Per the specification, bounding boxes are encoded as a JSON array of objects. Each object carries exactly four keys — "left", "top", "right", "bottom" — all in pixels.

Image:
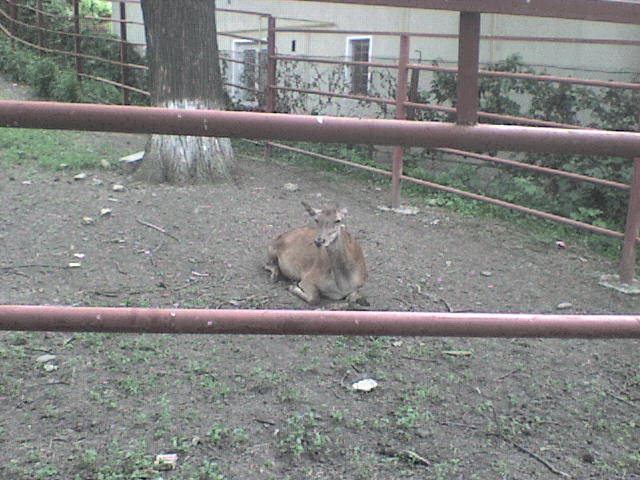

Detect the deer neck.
[{"left": 325, "top": 231, "right": 356, "bottom": 287}]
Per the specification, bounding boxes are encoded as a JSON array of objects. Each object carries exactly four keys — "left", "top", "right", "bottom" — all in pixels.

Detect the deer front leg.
[
  {"left": 264, "top": 260, "right": 281, "bottom": 282},
  {"left": 289, "top": 280, "right": 320, "bottom": 305},
  {"left": 346, "top": 290, "right": 370, "bottom": 307}
]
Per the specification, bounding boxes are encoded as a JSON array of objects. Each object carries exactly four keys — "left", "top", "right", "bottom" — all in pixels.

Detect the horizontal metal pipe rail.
[
  {"left": 276, "top": 54, "right": 398, "bottom": 70},
  {"left": 276, "top": 53, "right": 640, "bottom": 91},
  {"left": 0, "top": 19, "right": 148, "bottom": 71},
  {"left": 295, "top": 0, "right": 640, "bottom": 25},
  {"left": 275, "top": 85, "right": 395, "bottom": 106},
  {"left": 2, "top": 100, "right": 639, "bottom": 157},
  {"left": 1, "top": 305, "right": 639, "bottom": 338},
  {"left": 436, "top": 148, "right": 630, "bottom": 191},
  {"left": 276, "top": 28, "right": 640, "bottom": 47},
  {"left": 271, "top": 56, "right": 608, "bottom": 129},
  {"left": 408, "top": 63, "right": 640, "bottom": 91}
]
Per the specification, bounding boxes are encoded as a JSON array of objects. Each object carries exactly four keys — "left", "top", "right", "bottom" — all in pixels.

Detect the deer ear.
[{"left": 301, "top": 201, "right": 320, "bottom": 218}]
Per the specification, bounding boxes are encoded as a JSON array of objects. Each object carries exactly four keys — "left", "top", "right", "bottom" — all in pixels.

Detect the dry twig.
[
  {"left": 136, "top": 218, "right": 180, "bottom": 242},
  {"left": 511, "top": 440, "right": 571, "bottom": 478}
]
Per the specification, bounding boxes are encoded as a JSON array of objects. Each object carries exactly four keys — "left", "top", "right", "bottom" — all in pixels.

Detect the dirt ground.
[{"left": 1, "top": 79, "right": 639, "bottom": 479}]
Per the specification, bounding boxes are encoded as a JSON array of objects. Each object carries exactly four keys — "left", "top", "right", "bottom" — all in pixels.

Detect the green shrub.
[
  {"left": 51, "top": 71, "right": 83, "bottom": 102},
  {"left": 27, "top": 57, "right": 59, "bottom": 98}
]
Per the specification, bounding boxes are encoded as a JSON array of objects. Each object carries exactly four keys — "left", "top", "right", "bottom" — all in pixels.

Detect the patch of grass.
[
  {"left": 278, "top": 410, "right": 332, "bottom": 458},
  {"left": 0, "top": 127, "right": 131, "bottom": 170}
]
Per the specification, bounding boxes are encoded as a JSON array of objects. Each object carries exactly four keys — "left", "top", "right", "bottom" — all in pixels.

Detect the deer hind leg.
[{"left": 288, "top": 280, "right": 320, "bottom": 305}]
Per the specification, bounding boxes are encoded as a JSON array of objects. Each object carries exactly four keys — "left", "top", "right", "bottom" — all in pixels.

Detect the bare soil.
[{"left": 1, "top": 79, "right": 639, "bottom": 479}]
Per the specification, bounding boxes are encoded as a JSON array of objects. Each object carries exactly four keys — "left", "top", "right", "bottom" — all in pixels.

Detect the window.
[
  {"left": 346, "top": 37, "right": 371, "bottom": 95},
  {"left": 232, "top": 40, "right": 266, "bottom": 104}
]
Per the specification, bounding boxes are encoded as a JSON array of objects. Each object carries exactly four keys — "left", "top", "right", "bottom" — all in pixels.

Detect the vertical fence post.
[
  {"left": 391, "top": 34, "right": 410, "bottom": 208},
  {"left": 264, "top": 15, "right": 277, "bottom": 158},
  {"left": 618, "top": 157, "right": 640, "bottom": 285},
  {"left": 407, "top": 67, "right": 420, "bottom": 121},
  {"left": 119, "top": 1, "right": 129, "bottom": 105},
  {"left": 72, "top": 0, "right": 83, "bottom": 81},
  {"left": 8, "top": 0, "right": 17, "bottom": 48},
  {"left": 457, "top": 11, "right": 481, "bottom": 125},
  {"left": 36, "top": 0, "right": 44, "bottom": 56}
]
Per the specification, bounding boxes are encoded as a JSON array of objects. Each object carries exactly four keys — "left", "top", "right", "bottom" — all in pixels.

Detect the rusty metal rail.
[
  {"left": 2, "top": 100, "right": 640, "bottom": 157},
  {"left": 1, "top": 305, "right": 639, "bottom": 338}
]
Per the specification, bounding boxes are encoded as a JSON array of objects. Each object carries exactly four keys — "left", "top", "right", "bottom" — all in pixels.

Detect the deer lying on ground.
[{"left": 265, "top": 201, "right": 368, "bottom": 306}]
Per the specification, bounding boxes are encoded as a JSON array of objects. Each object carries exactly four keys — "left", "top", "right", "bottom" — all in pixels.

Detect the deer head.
[{"left": 301, "top": 201, "right": 348, "bottom": 248}]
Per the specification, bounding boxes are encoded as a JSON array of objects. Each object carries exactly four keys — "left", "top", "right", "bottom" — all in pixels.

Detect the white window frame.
[{"left": 231, "top": 39, "right": 262, "bottom": 101}]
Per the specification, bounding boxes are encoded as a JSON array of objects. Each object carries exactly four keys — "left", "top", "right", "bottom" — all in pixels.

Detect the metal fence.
[{"left": 0, "top": 0, "right": 640, "bottom": 336}]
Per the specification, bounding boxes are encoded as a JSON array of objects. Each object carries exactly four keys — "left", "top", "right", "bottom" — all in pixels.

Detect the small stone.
[
  {"left": 283, "top": 183, "right": 299, "bottom": 192},
  {"left": 112, "top": 184, "right": 125, "bottom": 192},
  {"left": 557, "top": 302, "right": 573, "bottom": 310},
  {"left": 73, "top": 172, "right": 87, "bottom": 180},
  {"left": 481, "top": 271, "right": 492, "bottom": 277},
  {"left": 36, "top": 354, "right": 56, "bottom": 363},
  {"left": 100, "top": 208, "right": 112, "bottom": 217},
  {"left": 68, "top": 262, "right": 82, "bottom": 268},
  {"left": 81, "top": 216, "right": 95, "bottom": 225},
  {"left": 100, "top": 159, "right": 111, "bottom": 169}
]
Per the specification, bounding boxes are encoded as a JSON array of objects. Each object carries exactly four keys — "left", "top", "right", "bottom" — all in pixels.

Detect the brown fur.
[{"left": 265, "top": 202, "right": 367, "bottom": 305}]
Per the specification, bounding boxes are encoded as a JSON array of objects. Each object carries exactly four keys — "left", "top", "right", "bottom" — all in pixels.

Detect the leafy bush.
[
  {"left": 51, "top": 71, "right": 83, "bottom": 102},
  {"left": 2, "top": 0, "right": 148, "bottom": 105},
  {"left": 26, "top": 57, "right": 59, "bottom": 98}
]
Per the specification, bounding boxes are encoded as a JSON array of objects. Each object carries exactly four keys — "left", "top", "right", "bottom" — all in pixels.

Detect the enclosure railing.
[
  {"left": 259, "top": 17, "right": 640, "bottom": 287},
  {"left": 0, "top": 0, "right": 639, "bottom": 289},
  {"left": 1, "top": 305, "right": 639, "bottom": 338}
]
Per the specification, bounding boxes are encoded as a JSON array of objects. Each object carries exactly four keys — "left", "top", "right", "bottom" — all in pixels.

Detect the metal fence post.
[
  {"left": 457, "top": 11, "right": 481, "bottom": 125},
  {"left": 618, "top": 157, "right": 640, "bottom": 284},
  {"left": 72, "top": 0, "right": 83, "bottom": 82},
  {"left": 8, "top": 0, "right": 17, "bottom": 48},
  {"left": 264, "top": 15, "right": 277, "bottom": 158},
  {"left": 391, "top": 34, "right": 410, "bottom": 208},
  {"left": 119, "top": 1, "right": 129, "bottom": 105},
  {"left": 36, "top": 0, "right": 44, "bottom": 56}
]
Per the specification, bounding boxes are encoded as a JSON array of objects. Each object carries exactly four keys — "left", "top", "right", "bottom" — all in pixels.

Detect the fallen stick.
[
  {"left": 136, "top": 218, "right": 180, "bottom": 242},
  {"left": 511, "top": 440, "right": 571, "bottom": 478},
  {"left": 401, "top": 449, "right": 431, "bottom": 466}
]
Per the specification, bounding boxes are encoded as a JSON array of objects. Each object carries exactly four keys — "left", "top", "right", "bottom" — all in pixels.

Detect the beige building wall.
[{"left": 112, "top": 0, "right": 639, "bottom": 110}]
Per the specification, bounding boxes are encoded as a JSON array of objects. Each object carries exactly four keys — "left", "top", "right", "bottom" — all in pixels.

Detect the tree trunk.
[{"left": 137, "top": 0, "right": 235, "bottom": 184}]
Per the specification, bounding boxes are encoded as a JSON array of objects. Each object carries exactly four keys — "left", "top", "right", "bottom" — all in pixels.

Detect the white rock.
[
  {"left": 352, "top": 378, "right": 378, "bottom": 392},
  {"left": 377, "top": 205, "right": 419, "bottom": 215},
  {"left": 36, "top": 354, "right": 56, "bottom": 363}
]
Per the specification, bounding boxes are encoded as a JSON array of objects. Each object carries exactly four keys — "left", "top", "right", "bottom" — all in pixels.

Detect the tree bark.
[{"left": 137, "top": 0, "right": 235, "bottom": 184}]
